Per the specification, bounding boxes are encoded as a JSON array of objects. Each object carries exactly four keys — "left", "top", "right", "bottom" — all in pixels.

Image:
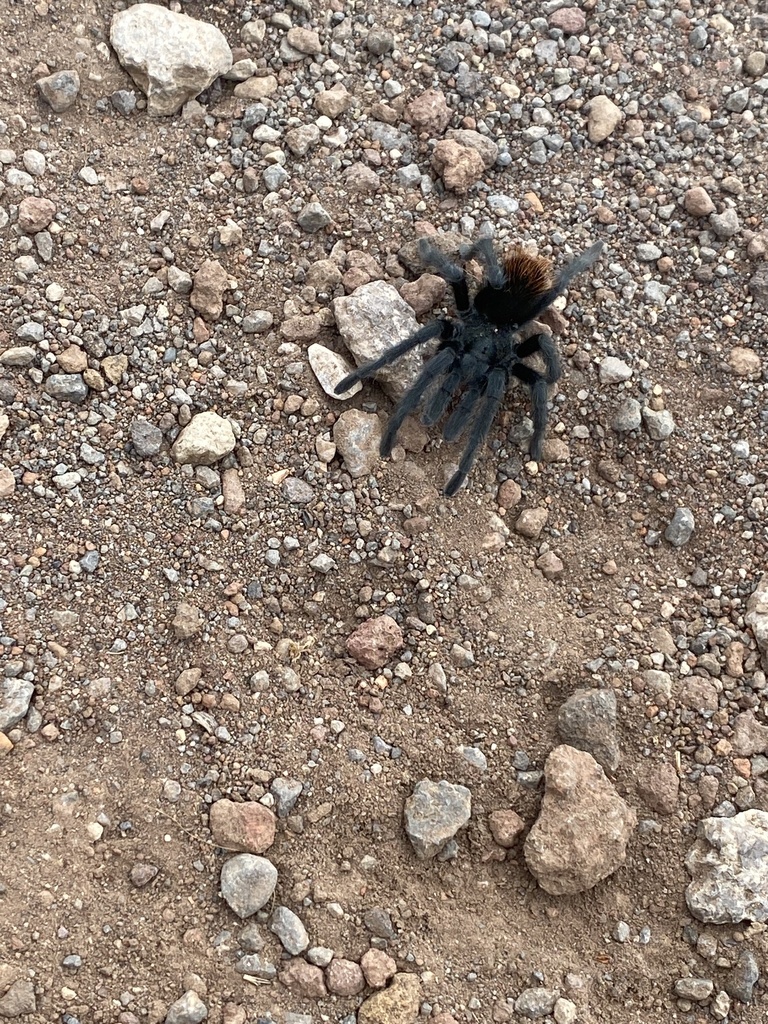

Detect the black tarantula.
[{"left": 335, "top": 235, "right": 604, "bottom": 497}]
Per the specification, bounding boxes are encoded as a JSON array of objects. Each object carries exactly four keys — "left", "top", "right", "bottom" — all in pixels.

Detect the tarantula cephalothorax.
[{"left": 335, "top": 235, "right": 604, "bottom": 497}]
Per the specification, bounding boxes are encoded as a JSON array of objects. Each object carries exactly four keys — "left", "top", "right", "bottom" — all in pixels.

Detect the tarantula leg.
[
  {"left": 380, "top": 347, "right": 456, "bottom": 458},
  {"left": 515, "top": 332, "right": 560, "bottom": 384},
  {"left": 513, "top": 364, "right": 551, "bottom": 462},
  {"left": 444, "top": 368, "right": 507, "bottom": 497},
  {"left": 521, "top": 240, "right": 605, "bottom": 327},
  {"left": 418, "top": 238, "right": 470, "bottom": 312},
  {"left": 422, "top": 365, "right": 463, "bottom": 426},
  {"left": 459, "top": 235, "right": 505, "bottom": 289},
  {"left": 334, "top": 320, "right": 449, "bottom": 395},
  {"left": 442, "top": 383, "right": 483, "bottom": 443}
]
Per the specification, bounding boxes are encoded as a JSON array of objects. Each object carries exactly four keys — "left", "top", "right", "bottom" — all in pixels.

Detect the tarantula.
[{"left": 335, "top": 235, "right": 604, "bottom": 497}]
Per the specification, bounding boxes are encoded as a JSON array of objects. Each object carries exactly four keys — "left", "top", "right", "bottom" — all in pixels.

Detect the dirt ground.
[{"left": 1, "top": 1, "right": 768, "bottom": 1023}]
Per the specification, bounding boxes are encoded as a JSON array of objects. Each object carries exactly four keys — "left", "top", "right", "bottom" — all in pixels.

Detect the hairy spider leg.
[
  {"left": 444, "top": 367, "right": 508, "bottom": 497},
  {"left": 442, "top": 382, "right": 484, "bottom": 443},
  {"left": 521, "top": 241, "right": 604, "bottom": 327},
  {"left": 418, "top": 238, "right": 470, "bottom": 313},
  {"left": 515, "top": 332, "right": 561, "bottom": 384},
  {"left": 334, "top": 320, "right": 449, "bottom": 395},
  {"left": 459, "top": 235, "right": 506, "bottom": 288},
  {"left": 379, "top": 346, "right": 456, "bottom": 458},
  {"left": 512, "top": 364, "right": 551, "bottom": 462},
  {"left": 422, "top": 364, "right": 465, "bottom": 426}
]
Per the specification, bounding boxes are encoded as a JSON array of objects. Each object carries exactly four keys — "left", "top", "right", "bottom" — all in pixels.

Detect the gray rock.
[
  {"left": 17, "top": 322, "right": 44, "bottom": 343},
  {"left": 689, "top": 25, "right": 708, "bottom": 49},
  {"left": 726, "top": 949, "right": 759, "bottom": 1003},
  {"left": 234, "top": 953, "right": 276, "bottom": 980},
  {"left": 333, "top": 280, "right": 424, "bottom": 400},
  {"left": 270, "top": 905, "right": 309, "bottom": 954},
  {"left": 0, "top": 678, "right": 35, "bottom": 732},
  {"left": 45, "top": 374, "right": 88, "bottom": 403},
  {"left": 307, "top": 343, "right": 361, "bottom": 398},
  {"left": 220, "top": 854, "right": 278, "bottom": 919},
  {"left": 111, "top": 89, "right": 137, "bottom": 115},
  {"left": 557, "top": 688, "right": 620, "bottom": 771},
  {"left": 674, "top": 978, "right": 713, "bottom": 1001},
  {"left": 110, "top": 5, "right": 232, "bottom": 116},
  {"left": 0, "top": 346, "right": 36, "bottom": 367},
  {"left": 636, "top": 243, "right": 662, "bottom": 261},
  {"left": 612, "top": 397, "right": 642, "bottom": 432},
  {"left": 665, "top": 507, "right": 695, "bottom": 547},
  {"left": 130, "top": 419, "right": 163, "bottom": 457},
  {"left": 514, "top": 988, "right": 560, "bottom": 1018},
  {"left": 263, "top": 165, "right": 289, "bottom": 191},
  {"left": 685, "top": 810, "right": 768, "bottom": 923},
  {"left": 746, "top": 574, "right": 768, "bottom": 670},
  {"left": 710, "top": 208, "right": 740, "bottom": 238},
  {"left": 642, "top": 406, "right": 675, "bottom": 440},
  {"left": 366, "top": 28, "right": 395, "bottom": 55},
  {"left": 725, "top": 88, "right": 750, "bottom": 113},
  {"left": 36, "top": 70, "right": 80, "bottom": 112},
  {"left": 297, "top": 201, "right": 331, "bottom": 232},
  {"left": 404, "top": 779, "right": 472, "bottom": 860},
  {"left": 164, "top": 990, "right": 208, "bottom": 1024},
  {"left": 271, "top": 777, "right": 303, "bottom": 817},
  {"left": 749, "top": 265, "right": 768, "bottom": 309},
  {"left": 599, "top": 356, "right": 632, "bottom": 383},
  {"left": 0, "top": 979, "right": 36, "bottom": 1017},
  {"left": 242, "top": 310, "right": 274, "bottom": 333},
  {"left": 524, "top": 745, "right": 636, "bottom": 895},
  {"left": 172, "top": 411, "right": 236, "bottom": 465},
  {"left": 333, "top": 409, "right": 382, "bottom": 479},
  {"left": 280, "top": 477, "right": 314, "bottom": 504}
]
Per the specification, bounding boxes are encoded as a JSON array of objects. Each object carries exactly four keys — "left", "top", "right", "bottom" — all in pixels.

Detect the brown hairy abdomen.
[{"left": 501, "top": 247, "right": 553, "bottom": 298}]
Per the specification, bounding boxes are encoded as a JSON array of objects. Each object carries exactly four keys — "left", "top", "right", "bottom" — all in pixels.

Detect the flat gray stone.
[
  {"left": 404, "top": 779, "right": 471, "bottom": 860},
  {"left": 270, "top": 905, "right": 309, "bottom": 954},
  {"left": 0, "top": 678, "right": 35, "bottom": 732},
  {"left": 220, "top": 854, "right": 278, "bottom": 919},
  {"left": 686, "top": 810, "right": 768, "bottom": 923}
]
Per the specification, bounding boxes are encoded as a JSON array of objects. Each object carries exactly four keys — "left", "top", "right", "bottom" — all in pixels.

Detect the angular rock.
[
  {"left": 686, "top": 810, "right": 768, "bottom": 923},
  {"left": 405, "top": 88, "right": 451, "bottom": 135},
  {"left": 728, "top": 346, "right": 761, "bottom": 378},
  {"left": 130, "top": 419, "right": 163, "bottom": 457},
  {"left": 642, "top": 406, "right": 675, "bottom": 440},
  {"left": 333, "top": 281, "right": 424, "bottom": 400},
  {"left": 445, "top": 128, "right": 499, "bottom": 168},
  {"left": 190, "top": 259, "right": 229, "bottom": 320},
  {"left": 748, "top": 265, "right": 768, "bottom": 310},
  {"left": 210, "top": 799, "right": 276, "bottom": 854},
  {"left": 404, "top": 779, "right": 471, "bottom": 860},
  {"left": 297, "top": 202, "right": 331, "bottom": 233},
  {"left": 515, "top": 988, "right": 560, "bottom": 1018},
  {"left": 612, "top": 397, "right": 642, "bottom": 432},
  {"left": 220, "top": 854, "right": 278, "bottom": 919},
  {"left": 599, "top": 356, "right": 632, "bottom": 383},
  {"left": 333, "top": 409, "right": 382, "bottom": 479},
  {"left": 110, "top": 5, "right": 232, "bottom": 116},
  {"left": 45, "top": 374, "right": 88, "bottom": 404},
  {"left": 400, "top": 273, "right": 446, "bottom": 316},
  {"left": 726, "top": 949, "right": 760, "bottom": 1003},
  {"left": 308, "top": 343, "right": 361, "bottom": 398},
  {"left": 346, "top": 615, "right": 404, "bottom": 669},
  {"left": 314, "top": 84, "right": 351, "bottom": 118},
  {"left": 165, "top": 990, "right": 208, "bottom": 1024},
  {"left": 524, "top": 745, "right": 636, "bottom": 895},
  {"left": 488, "top": 809, "right": 525, "bottom": 848},
  {"left": 557, "top": 688, "right": 620, "bottom": 771},
  {"left": 515, "top": 508, "right": 548, "bottom": 539},
  {"left": 0, "top": 679, "right": 34, "bottom": 733},
  {"left": 358, "top": 973, "right": 421, "bottom": 1024},
  {"left": 636, "top": 762, "right": 679, "bottom": 815},
  {"left": 172, "top": 602, "right": 204, "bottom": 639},
  {"left": 0, "top": 977, "right": 36, "bottom": 1018},
  {"left": 665, "top": 507, "right": 695, "bottom": 547},
  {"left": 36, "top": 70, "right": 80, "bottom": 112},
  {"left": 746, "top": 574, "right": 768, "bottom": 670},
  {"left": 279, "top": 959, "right": 327, "bottom": 999},
  {"left": 172, "top": 411, "right": 236, "bottom": 465},
  {"left": 587, "top": 95, "right": 622, "bottom": 143},
  {"left": 431, "top": 138, "right": 486, "bottom": 192}
]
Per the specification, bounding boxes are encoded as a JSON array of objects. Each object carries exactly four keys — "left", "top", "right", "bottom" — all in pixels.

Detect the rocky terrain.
[{"left": 1, "top": 1, "right": 767, "bottom": 1023}]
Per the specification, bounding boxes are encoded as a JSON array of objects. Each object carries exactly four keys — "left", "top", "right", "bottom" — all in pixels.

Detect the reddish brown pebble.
[
  {"left": 325, "top": 958, "right": 365, "bottom": 996},
  {"left": 361, "top": 949, "right": 397, "bottom": 989},
  {"left": 209, "top": 799, "right": 276, "bottom": 854},
  {"left": 279, "top": 959, "right": 327, "bottom": 999},
  {"left": 346, "top": 615, "right": 404, "bottom": 669},
  {"left": 489, "top": 809, "right": 526, "bottom": 848}
]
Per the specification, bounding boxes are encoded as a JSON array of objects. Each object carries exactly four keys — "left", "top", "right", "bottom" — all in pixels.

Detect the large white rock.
[
  {"left": 110, "top": 5, "right": 232, "bottom": 116},
  {"left": 172, "top": 411, "right": 236, "bottom": 466}
]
